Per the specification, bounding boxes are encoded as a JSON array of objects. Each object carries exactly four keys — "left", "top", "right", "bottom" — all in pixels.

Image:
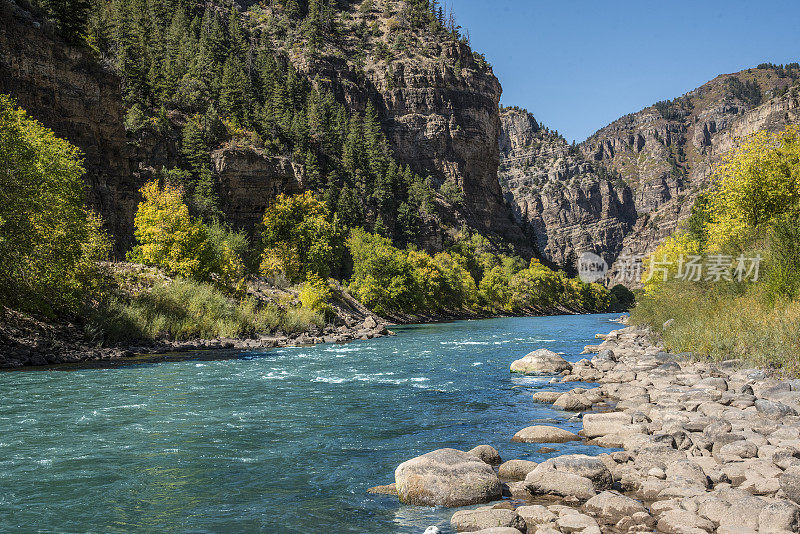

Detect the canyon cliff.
[
  {"left": 0, "top": 0, "right": 137, "bottom": 250},
  {"left": 1, "top": 0, "right": 530, "bottom": 255}
]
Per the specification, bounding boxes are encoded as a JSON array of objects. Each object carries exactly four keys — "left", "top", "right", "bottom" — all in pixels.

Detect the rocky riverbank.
[
  {"left": 0, "top": 307, "right": 393, "bottom": 369},
  {"left": 377, "top": 325, "right": 800, "bottom": 533}
]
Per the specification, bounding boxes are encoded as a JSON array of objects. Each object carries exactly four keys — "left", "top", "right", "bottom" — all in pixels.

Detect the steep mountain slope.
[
  {"left": 501, "top": 65, "right": 800, "bottom": 283},
  {"left": 1, "top": 0, "right": 530, "bottom": 256},
  {"left": 244, "top": 0, "right": 526, "bottom": 251}
]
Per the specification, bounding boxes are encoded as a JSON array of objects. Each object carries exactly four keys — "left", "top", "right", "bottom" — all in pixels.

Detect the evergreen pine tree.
[
  {"left": 304, "top": 149, "right": 322, "bottom": 190},
  {"left": 40, "top": 0, "right": 91, "bottom": 42},
  {"left": 219, "top": 57, "right": 248, "bottom": 123},
  {"left": 182, "top": 116, "right": 209, "bottom": 176}
]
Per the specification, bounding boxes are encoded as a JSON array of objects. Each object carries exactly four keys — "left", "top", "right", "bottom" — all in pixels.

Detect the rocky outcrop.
[
  {"left": 270, "top": 1, "right": 532, "bottom": 254},
  {"left": 0, "top": 0, "right": 136, "bottom": 251},
  {"left": 212, "top": 147, "right": 303, "bottom": 232},
  {"left": 582, "top": 69, "right": 800, "bottom": 283}
]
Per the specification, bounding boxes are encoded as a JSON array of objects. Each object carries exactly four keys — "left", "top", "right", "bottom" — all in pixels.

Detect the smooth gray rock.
[
  {"left": 755, "top": 398, "right": 797, "bottom": 418},
  {"left": 780, "top": 471, "right": 800, "bottom": 505},
  {"left": 534, "top": 454, "right": 613, "bottom": 489},
  {"left": 511, "top": 426, "right": 580, "bottom": 444},
  {"left": 394, "top": 448, "right": 502, "bottom": 507},
  {"left": 510, "top": 349, "right": 572, "bottom": 375},
  {"left": 582, "top": 490, "right": 647, "bottom": 523},
  {"left": 525, "top": 470, "right": 596, "bottom": 501},
  {"left": 498, "top": 459, "right": 538, "bottom": 481},
  {"left": 468, "top": 445, "right": 502, "bottom": 466},
  {"left": 450, "top": 507, "right": 525, "bottom": 533}
]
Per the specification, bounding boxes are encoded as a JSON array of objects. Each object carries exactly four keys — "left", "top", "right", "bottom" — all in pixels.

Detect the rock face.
[
  {"left": 0, "top": 0, "right": 135, "bottom": 251},
  {"left": 394, "top": 448, "right": 503, "bottom": 507},
  {"left": 254, "top": 1, "right": 532, "bottom": 253},
  {"left": 212, "top": 147, "right": 302, "bottom": 233},
  {"left": 498, "top": 107, "right": 637, "bottom": 269},
  {"left": 2, "top": 0, "right": 531, "bottom": 256},
  {"left": 369, "top": 42, "right": 529, "bottom": 251},
  {"left": 500, "top": 68, "right": 800, "bottom": 284},
  {"left": 581, "top": 71, "right": 800, "bottom": 284}
]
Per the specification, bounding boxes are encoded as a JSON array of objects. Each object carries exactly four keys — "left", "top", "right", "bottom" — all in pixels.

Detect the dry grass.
[{"left": 630, "top": 282, "right": 800, "bottom": 376}]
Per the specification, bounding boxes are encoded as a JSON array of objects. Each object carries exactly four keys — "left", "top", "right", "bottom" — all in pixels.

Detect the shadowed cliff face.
[
  {"left": 501, "top": 68, "right": 800, "bottom": 285},
  {"left": 0, "top": 0, "right": 136, "bottom": 252}
]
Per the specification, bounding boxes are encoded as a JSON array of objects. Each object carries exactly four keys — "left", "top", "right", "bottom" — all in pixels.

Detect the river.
[{"left": 0, "top": 313, "right": 621, "bottom": 533}]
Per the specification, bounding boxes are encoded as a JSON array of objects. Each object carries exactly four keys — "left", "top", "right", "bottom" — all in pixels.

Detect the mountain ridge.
[{"left": 500, "top": 63, "right": 800, "bottom": 284}]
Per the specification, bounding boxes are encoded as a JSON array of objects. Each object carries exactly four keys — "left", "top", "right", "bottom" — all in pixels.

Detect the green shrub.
[
  {"left": 0, "top": 94, "right": 110, "bottom": 316},
  {"left": 765, "top": 215, "right": 800, "bottom": 302},
  {"left": 609, "top": 284, "right": 635, "bottom": 311},
  {"left": 91, "top": 278, "right": 279, "bottom": 342},
  {"left": 630, "top": 282, "right": 800, "bottom": 375},
  {"left": 260, "top": 192, "right": 345, "bottom": 283},
  {"left": 347, "top": 228, "right": 421, "bottom": 315},
  {"left": 298, "top": 274, "right": 334, "bottom": 320}
]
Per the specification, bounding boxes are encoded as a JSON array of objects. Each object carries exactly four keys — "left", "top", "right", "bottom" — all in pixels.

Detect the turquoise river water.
[{"left": 0, "top": 313, "right": 621, "bottom": 533}]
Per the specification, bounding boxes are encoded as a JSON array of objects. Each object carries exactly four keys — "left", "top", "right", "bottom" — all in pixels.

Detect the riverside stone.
[
  {"left": 510, "top": 349, "right": 572, "bottom": 375},
  {"left": 450, "top": 507, "right": 525, "bottom": 532},
  {"left": 515, "top": 505, "right": 556, "bottom": 530},
  {"left": 468, "top": 445, "right": 502, "bottom": 466},
  {"left": 511, "top": 426, "right": 580, "bottom": 443},
  {"left": 582, "top": 491, "right": 647, "bottom": 523},
  {"left": 555, "top": 512, "right": 599, "bottom": 533},
  {"left": 469, "top": 529, "right": 524, "bottom": 534},
  {"left": 498, "top": 460, "right": 538, "bottom": 481},
  {"left": 394, "top": 448, "right": 502, "bottom": 507},
  {"left": 534, "top": 454, "right": 612, "bottom": 489},
  {"left": 582, "top": 412, "right": 633, "bottom": 438},
  {"left": 531, "top": 391, "right": 562, "bottom": 404},
  {"left": 525, "top": 471, "right": 596, "bottom": 501},
  {"left": 656, "top": 509, "right": 714, "bottom": 533},
  {"left": 779, "top": 470, "right": 800, "bottom": 504}
]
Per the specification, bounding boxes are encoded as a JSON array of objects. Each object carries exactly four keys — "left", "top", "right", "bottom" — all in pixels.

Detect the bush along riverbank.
[
  {"left": 374, "top": 325, "right": 800, "bottom": 533},
  {"left": 631, "top": 126, "right": 800, "bottom": 376},
  {"left": 0, "top": 262, "right": 392, "bottom": 369}
]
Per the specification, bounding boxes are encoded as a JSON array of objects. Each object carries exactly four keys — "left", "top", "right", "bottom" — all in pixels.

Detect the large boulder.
[
  {"left": 582, "top": 491, "right": 647, "bottom": 523},
  {"left": 450, "top": 507, "right": 526, "bottom": 532},
  {"left": 394, "top": 448, "right": 503, "bottom": 507},
  {"left": 510, "top": 349, "right": 572, "bottom": 375},
  {"left": 533, "top": 454, "right": 613, "bottom": 489},
  {"left": 525, "top": 470, "right": 596, "bottom": 501},
  {"left": 498, "top": 459, "right": 538, "bottom": 481},
  {"left": 511, "top": 426, "right": 580, "bottom": 444}
]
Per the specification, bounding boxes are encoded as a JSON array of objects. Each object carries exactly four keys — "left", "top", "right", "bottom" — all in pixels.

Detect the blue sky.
[{"left": 452, "top": 0, "right": 800, "bottom": 142}]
